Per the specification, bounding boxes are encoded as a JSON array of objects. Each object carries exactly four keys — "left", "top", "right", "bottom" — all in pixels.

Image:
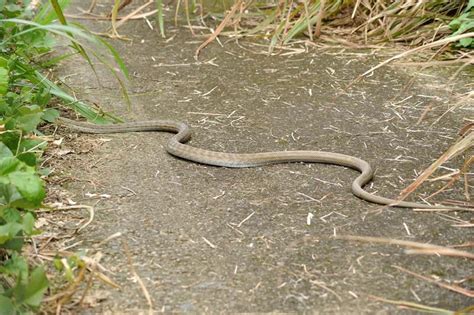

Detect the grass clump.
[{"left": 174, "top": 0, "right": 473, "bottom": 57}]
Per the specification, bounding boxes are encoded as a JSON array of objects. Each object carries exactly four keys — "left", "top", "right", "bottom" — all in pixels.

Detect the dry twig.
[
  {"left": 195, "top": 0, "right": 244, "bottom": 59},
  {"left": 123, "top": 241, "right": 154, "bottom": 314}
]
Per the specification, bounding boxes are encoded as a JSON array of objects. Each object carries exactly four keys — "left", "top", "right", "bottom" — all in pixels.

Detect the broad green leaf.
[
  {"left": 19, "top": 138, "right": 47, "bottom": 152},
  {"left": 37, "top": 167, "right": 52, "bottom": 177},
  {"left": 449, "top": 12, "right": 474, "bottom": 32},
  {"left": 22, "top": 212, "right": 35, "bottom": 235},
  {"left": 0, "top": 295, "right": 15, "bottom": 315},
  {"left": 460, "top": 37, "right": 473, "bottom": 47},
  {"left": 0, "top": 143, "right": 13, "bottom": 158},
  {"left": 22, "top": 267, "right": 48, "bottom": 308},
  {"left": 2, "top": 207, "right": 21, "bottom": 224},
  {"left": 0, "top": 222, "right": 22, "bottom": 244},
  {"left": 1, "top": 236, "right": 24, "bottom": 252},
  {"left": 0, "top": 157, "right": 20, "bottom": 175},
  {"left": 41, "top": 108, "right": 59, "bottom": 122},
  {"left": 0, "top": 132, "right": 21, "bottom": 155},
  {"left": 0, "top": 253, "right": 28, "bottom": 278},
  {"left": 7, "top": 171, "right": 45, "bottom": 205},
  {"left": 17, "top": 153, "right": 36, "bottom": 167},
  {"left": 468, "top": 0, "right": 474, "bottom": 11},
  {"left": 458, "top": 21, "right": 474, "bottom": 34},
  {"left": 14, "top": 112, "right": 43, "bottom": 133},
  {"left": 33, "top": 89, "right": 51, "bottom": 107},
  {"left": 0, "top": 183, "right": 17, "bottom": 207},
  {"left": 4, "top": 5, "right": 22, "bottom": 16}
]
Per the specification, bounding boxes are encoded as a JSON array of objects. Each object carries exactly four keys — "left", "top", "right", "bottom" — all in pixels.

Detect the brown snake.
[{"left": 59, "top": 117, "right": 470, "bottom": 211}]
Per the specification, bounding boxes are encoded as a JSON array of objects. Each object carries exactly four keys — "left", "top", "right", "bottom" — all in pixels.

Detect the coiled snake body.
[{"left": 59, "top": 117, "right": 469, "bottom": 210}]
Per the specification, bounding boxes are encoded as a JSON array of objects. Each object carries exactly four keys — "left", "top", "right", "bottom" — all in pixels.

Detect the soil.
[{"left": 44, "top": 1, "right": 473, "bottom": 313}]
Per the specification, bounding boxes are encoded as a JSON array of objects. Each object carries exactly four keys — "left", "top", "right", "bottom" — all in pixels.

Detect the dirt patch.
[{"left": 45, "top": 1, "right": 472, "bottom": 313}]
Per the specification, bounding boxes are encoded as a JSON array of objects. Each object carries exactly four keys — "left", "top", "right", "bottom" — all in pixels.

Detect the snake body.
[{"left": 59, "top": 117, "right": 469, "bottom": 210}]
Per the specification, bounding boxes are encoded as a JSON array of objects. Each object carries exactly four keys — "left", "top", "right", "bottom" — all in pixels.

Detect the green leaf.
[
  {"left": 15, "top": 112, "right": 43, "bottom": 133},
  {"left": 0, "top": 222, "right": 22, "bottom": 244},
  {"left": 459, "top": 37, "right": 473, "bottom": 47},
  {"left": 33, "top": 89, "right": 51, "bottom": 107},
  {"left": 1, "top": 208, "right": 21, "bottom": 223},
  {"left": 22, "top": 267, "right": 48, "bottom": 308},
  {"left": 0, "top": 56, "right": 7, "bottom": 68},
  {"left": 453, "top": 19, "right": 474, "bottom": 34},
  {"left": 22, "top": 212, "right": 35, "bottom": 235},
  {"left": 4, "top": 4, "right": 22, "bottom": 16},
  {"left": 0, "top": 253, "right": 28, "bottom": 278},
  {"left": 0, "top": 133, "right": 21, "bottom": 155},
  {"left": 1, "top": 183, "right": 33, "bottom": 209},
  {"left": 0, "top": 295, "right": 15, "bottom": 315},
  {"left": 0, "top": 157, "right": 20, "bottom": 175},
  {"left": 53, "top": 257, "right": 62, "bottom": 271},
  {"left": 41, "top": 108, "right": 59, "bottom": 122},
  {"left": 7, "top": 171, "right": 45, "bottom": 205},
  {"left": 17, "top": 153, "right": 36, "bottom": 167},
  {"left": 467, "top": 0, "right": 474, "bottom": 11},
  {"left": 0, "top": 67, "right": 8, "bottom": 96},
  {"left": 19, "top": 138, "right": 47, "bottom": 153},
  {"left": 0, "top": 143, "right": 13, "bottom": 158},
  {"left": 1, "top": 236, "right": 24, "bottom": 252}
]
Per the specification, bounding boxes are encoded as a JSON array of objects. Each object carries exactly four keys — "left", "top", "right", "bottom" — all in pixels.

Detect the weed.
[
  {"left": 0, "top": 2, "right": 52, "bottom": 311},
  {"left": 449, "top": 0, "right": 474, "bottom": 48}
]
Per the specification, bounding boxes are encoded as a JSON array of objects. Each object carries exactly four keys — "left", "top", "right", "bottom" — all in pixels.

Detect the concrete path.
[{"left": 54, "top": 1, "right": 472, "bottom": 313}]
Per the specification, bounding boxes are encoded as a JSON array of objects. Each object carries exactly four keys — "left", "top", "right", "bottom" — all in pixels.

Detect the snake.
[{"left": 58, "top": 117, "right": 471, "bottom": 211}]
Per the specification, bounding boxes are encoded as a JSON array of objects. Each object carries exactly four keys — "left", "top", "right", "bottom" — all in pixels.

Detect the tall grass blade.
[
  {"left": 49, "top": 0, "right": 68, "bottom": 25},
  {"left": 39, "top": 51, "right": 77, "bottom": 68},
  {"left": 156, "top": 0, "right": 166, "bottom": 38},
  {"left": 3, "top": 19, "right": 130, "bottom": 109},
  {"left": 34, "top": 0, "right": 71, "bottom": 25},
  {"left": 0, "top": 55, "right": 115, "bottom": 123},
  {"left": 95, "top": 35, "right": 129, "bottom": 79},
  {"left": 49, "top": 0, "right": 99, "bottom": 84},
  {"left": 111, "top": 0, "right": 121, "bottom": 37}
]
